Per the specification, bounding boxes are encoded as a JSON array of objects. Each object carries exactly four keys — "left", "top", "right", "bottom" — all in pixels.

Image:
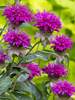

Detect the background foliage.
[{"left": 0, "top": 0, "right": 75, "bottom": 99}]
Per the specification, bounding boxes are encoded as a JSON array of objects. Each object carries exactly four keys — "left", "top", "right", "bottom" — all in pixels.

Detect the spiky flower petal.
[
  {"left": 50, "top": 80, "right": 75, "bottom": 97},
  {"left": 3, "top": 4, "right": 33, "bottom": 25},
  {"left": 0, "top": 51, "right": 7, "bottom": 64},
  {"left": 51, "top": 35, "right": 72, "bottom": 52},
  {"left": 4, "top": 30, "right": 30, "bottom": 48},
  {"left": 42, "top": 63, "right": 67, "bottom": 79},
  {"left": 22, "top": 63, "right": 41, "bottom": 79},
  {"left": 35, "top": 11, "right": 62, "bottom": 33}
]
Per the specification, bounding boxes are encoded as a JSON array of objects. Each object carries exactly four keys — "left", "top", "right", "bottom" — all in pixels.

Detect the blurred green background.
[{"left": 0, "top": 0, "right": 75, "bottom": 83}]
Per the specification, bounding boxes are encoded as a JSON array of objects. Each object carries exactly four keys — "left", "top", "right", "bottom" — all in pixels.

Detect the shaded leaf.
[
  {"left": 0, "top": 92, "right": 32, "bottom": 100},
  {"left": 17, "top": 74, "right": 29, "bottom": 82},
  {"left": 21, "top": 50, "right": 57, "bottom": 63},
  {"left": 0, "top": 76, "right": 12, "bottom": 95},
  {"left": 16, "top": 81, "right": 42, "bottom": 100}
]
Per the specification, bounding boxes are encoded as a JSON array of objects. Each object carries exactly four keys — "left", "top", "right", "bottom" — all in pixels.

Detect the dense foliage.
[{"left": 0, "top": 0, "right": 75, "bottom": 100}]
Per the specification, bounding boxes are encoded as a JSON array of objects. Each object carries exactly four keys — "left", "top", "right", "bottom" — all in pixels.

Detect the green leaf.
[
  {"left": 33, "top": 81, "right": 48, "bottom": 100},
  {"left": 0, "top": 92, "right": 33, "bottom": 100},
  {"left": 19, "top": 23, "right": 39, "bottom": 35},
  {"left": 0, "top": 93, "right": 17, "bottom": 100},
  {"left": 55, "top": 0, "right": 75, "bottom": 11},
  {"left": 69, "top": 43, "right": 75, "bottom": 61},
  {"left": 21, "top": 50, "right": 56, "bottom": 63},
  {"left": 33, "top": 74, "right": 48, "bottom": 84},
  {"left": 26, "top": 51, "right": 48, "bottom": 61},
  {"left": 17, "top": 74, "right": 29, "bottom": 82},
  {"left": 16, "top": 81, "right": 42, "bottom": 100},
  {"left": 21, "top": 52, "right": 48, "bottom": 63},
  {"left": 33, "top": 74, "right": 51, "bottom": 100},
  {"left": 0, "top": 24, "right": 7, "bottom": 35},
  {"left": 0, "top": 76, "right": 12, "bottom": 95},
  {"left": 14, "top": 93, "right": 33, "bottom": 100}
]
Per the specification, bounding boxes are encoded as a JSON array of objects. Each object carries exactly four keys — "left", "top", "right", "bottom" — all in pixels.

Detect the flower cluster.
[
  {"left": 3, "top": 4, "right": 33, "bottom": 25},
  {"left": 2, "top": 3, "right": 74, "bottom": 99},
  {"left": 3, "top": 30, "right": 30, "bottom": 48},
  {"left": 35, "top": 11, "right": 62, "bottom": 33},
  {"left": 42, "top": 63, "right": 67, "bottom": 79},
  {"left": 50, "top": 80, "right": 75, "bottom": 97},
  {"left": 51, "top": 35, "right": 72, "bottom": 52},
  {"left": 22, "top": 63, "right": 41, "bottom": 79},
  {"left": 0, "top": 51, "right": 7, "bottom": 64}
]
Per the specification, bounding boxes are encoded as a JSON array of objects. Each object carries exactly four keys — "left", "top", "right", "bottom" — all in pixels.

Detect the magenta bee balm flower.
[
  {"left": 3, "top": 30, "right": 30, "bottom": 48},
  {"left": 35, "top": 11, "right": 62, "bottom": 33},
  {"left": 0, "top": 51, "right": 7, "bottom": 64},
  {"left": 42, "top": 63, "right": 67, "bottom": 79},
  {"left": 50, "top": 80, "right": 75, "bottom": 97},
  {"left": 51, "top": 35, "right": 72, "bottom": 52},
  {"left": 3, "top": 4, "right": 33, "bottom": 25},
  {"left": 22, "top": 63, "right": 41, "bottom": 79}
]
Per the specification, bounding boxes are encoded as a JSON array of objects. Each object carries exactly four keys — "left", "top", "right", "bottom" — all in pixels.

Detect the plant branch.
[
  {"left": 25, "top": 40, "right": 41, "bottom": 56},
  {"left": 11, "top": 71, "right": 22, "bottom": 91},
  {"left": 0, "top": 23, "right": 7, "bottom": 36},
  {"left": 14, "top": 0, "right": 20, "bottom": 4},
  {"left": 17, "top": 40, "right": 41, "bottom": 65}
]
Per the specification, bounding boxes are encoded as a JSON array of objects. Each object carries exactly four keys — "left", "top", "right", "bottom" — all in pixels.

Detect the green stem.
[
  {"left": 53, "top": 94, "right": 55, "bottom": 100},
  {"left": 0, "top": 23, "right": 7, "bottom": 36},
  {"left": 14, "top": 0, "right": 20, "bottom": 4},
  {"left": 36, "top": 42, "right": 40, "bottom": 51},
  {"left": 11, "top": 71, "right": 22, "bottom": 91},
  {"left": 17, "top": 41, "right": 41, "bottom": 65},
  {"left": 25, "top": 40, "right": 41, "bottom": 56},
  {"left": 11, "top": 70, "right": 29, "bottom": 92}
]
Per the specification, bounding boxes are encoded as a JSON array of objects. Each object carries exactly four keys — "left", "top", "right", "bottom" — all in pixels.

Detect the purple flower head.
[
  {"left": 51, "top": 35, "right": 72, "bottom": 52},
  {"left": 22, "top": 63, "right": 41, "bottom": 79},
  {"left": 50, "top": 80, "right": 75, "bottom": 97},
  {"left": 42, "top": 63, "right": 67, "bottom": 79},
  {"left": 3, "top": 30, "right": 30, "bottom": 48},
  {"left": 34, "top": 11, "right": 62, "bottom": 33},
  {"left": 0, "top": 51, "right": 7, "bottom": 64},
  {"left": 3, "top": 4, "right": 33, "bottom": 25}
]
